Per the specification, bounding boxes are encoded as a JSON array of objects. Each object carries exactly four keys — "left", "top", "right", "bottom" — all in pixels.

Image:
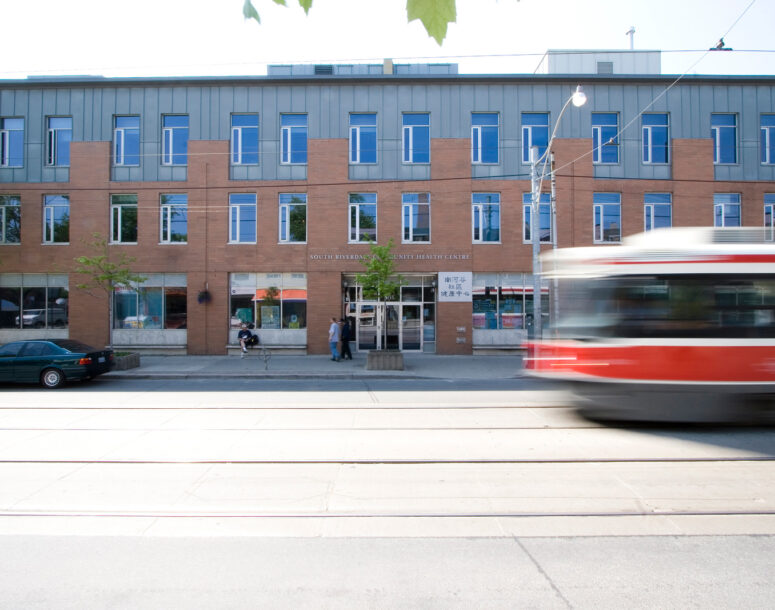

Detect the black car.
[{"left": 0, "top": 339, "right": 114, "bottom": 389}]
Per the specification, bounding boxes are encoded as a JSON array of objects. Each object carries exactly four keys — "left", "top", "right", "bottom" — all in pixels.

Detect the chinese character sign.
[{"left": 438, "top": 272, "right": 473, "bottom": 302}]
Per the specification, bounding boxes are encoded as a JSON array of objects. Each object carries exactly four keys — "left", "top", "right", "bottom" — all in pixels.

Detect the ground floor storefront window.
[
  {"left": 0, "top": 273, "right": 69, "bottom": 331},
  {"left": 113, "top": 273, "right": 187, "bottom": 329}
]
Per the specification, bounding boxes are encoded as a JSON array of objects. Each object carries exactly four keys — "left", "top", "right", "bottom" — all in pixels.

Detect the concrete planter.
[
  {"left": 366, "top": 350, "right": 404, "bottom": 370},
  {"left": 113, "top": 352, "right": 141, "bottom": 370}
]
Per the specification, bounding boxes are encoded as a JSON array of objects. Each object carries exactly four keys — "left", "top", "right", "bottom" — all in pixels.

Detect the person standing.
[
  {"left": 328, "top": 317, "right": 341, "bottom": 361},
  {"left": 340, "top": 317, "right": 353, "bottom": 360}
]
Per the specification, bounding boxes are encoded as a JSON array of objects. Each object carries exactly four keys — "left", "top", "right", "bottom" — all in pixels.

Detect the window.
[
  {"left": 402, "top": 193, "right": 430, "bottom": 242},
  {"left": 471, "top": 113, "right": 499, "bottom": 164},
  {"left": 761, "top": 115, "right": 775, "bottom": 165},
  {"left": 642, "top": 113, "right": 669, "bottom": 164},
  {"left": 113, "top": 273, "right": 187, "bottom": 330},
  {"left": 46, "top": 117, "right": 72, "bottom": 166},
  {"left": 349, "top": 114, "right": 377, "bottom": 164},
  {"left": 229, "top": 272, "right": 307, "bottom": 330},
  {"left": 348, "top": 193, "right": 377, "bottom": 243},
  {"left": 522, "top": 193, "right": 551, "bottom": 243},
  {"left": 43, "top": 195, "right": 69, "bottom": 243},
  {"left": 0, "top": 118, "right": 24, "bottom": 167},
  {"left": 0, "top": 274, "right": 69, "bottom": 330},
  {"left": 472, "top": 193, "right": 500, "bottom": 243},
  {"left": 712, "top": 113, "right": 737, "bottom": 164},
  {"left": 644, "top": 193, "right": 672, "bottom": 231},
  {"left": 279, "top": 193, "right": 307, "bottom": 243},
  {"left": 111, "top": 194, "right": 138, "bottom": 243},
  {"left": 522, "top": 113, "right": 549, "bottom": 163},
  {"left": 402, "top": 113, "right": 430, "bottom": 163},
  {"left": 472, "top": 273, "right": 533, "bottom": 331},
  {"left": 229, "top": 193, "right": 257, "bottom": 243},
  {"left": 159, "top": 194, "right": 188, "bottom": 243},
  {"left": 592, "top": 113, "right": 619, "bottom": 164},
  {"left": 0, "top": 195, "right": 20, "bottom": 244},
  {"left": 765, "top": 194, "right": 775, "bottom": 241},
  {"left": 113, "top": 116, "right": 140, "bottom": 166},
  {"left": 593, "top": 193, "right": 621, "bottom": 243},
  {"left": 280, "top": 114, "right": 307, "bottom": 164},
  {"left": 231, "top": 114, "right": 259, "bottom": 165},
  {"left": 714, "top": 193, "right": 741, "bottom": 228},
  {"left": 162, "top": 115, "right": 188, "bottom": 165}
]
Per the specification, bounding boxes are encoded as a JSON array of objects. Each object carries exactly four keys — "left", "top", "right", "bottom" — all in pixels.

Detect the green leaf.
[
  {"left": 243, "top": 0, "right": 260, "bottom": 22},
  {"left": 406, "top": 0, "right": 456, "bottom": 45},
  {"left": 297, "top": 0, "right": 313, "bottom": 14}
]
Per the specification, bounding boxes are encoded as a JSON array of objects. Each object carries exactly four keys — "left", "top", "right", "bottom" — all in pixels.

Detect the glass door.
[{"left": 401, "top": 304, "right": 422, "bottom": 350}]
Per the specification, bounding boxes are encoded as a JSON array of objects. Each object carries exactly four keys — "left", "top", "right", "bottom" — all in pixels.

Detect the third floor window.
[
  {"left": 471, "top": 113, "right": 499, "bottom": 164},
  {"left": 231, "top": 114, "right": 259, "bottom": 165},
  {"left": 592, "top": 112, "right": 619, "bottom": 164},
  {"left": 0, "top": 118, "right": 24, "bottom": 167},
  {"left": 46, "top": 117, "right": 72, "bottom": 166},
  {"left": 113, "top": 116, "right": 140, "bottom": 166},
  {"left": 522, "top": 113, "right": 548, "bottom": 163},
  {"left": 642, "top": 113, "right": 669, "bottom": 164},
  {"left": 712, "top": 113, "right": 737, "bottom": 164},
  {"left": 402, "top": 113, "right": 430, "bottom": 164},
  {"left": 349, "top": 114, "right": 377, "bottom": 164},
  {"left": 281, "top": 114, "right": 307, "bottom": 164},
  {"left": 162, "top": 115, "right": 189, "bottom": 166},
  {"left": 761, "top": 115, "right": 775, "bottom": 165}
]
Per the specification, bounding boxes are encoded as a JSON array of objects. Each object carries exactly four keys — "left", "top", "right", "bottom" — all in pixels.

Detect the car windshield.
[{"left": 50, "top": 340, "right": 98, "bottom": 353}]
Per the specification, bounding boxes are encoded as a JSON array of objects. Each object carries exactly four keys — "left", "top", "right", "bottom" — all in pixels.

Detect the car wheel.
[{"left": 40, "top": 368, "right": 65, "bottom": 389}]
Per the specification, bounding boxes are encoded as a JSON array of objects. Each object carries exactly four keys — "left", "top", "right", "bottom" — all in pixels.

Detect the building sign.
[
  {"left": 438, "top": 272, "right": 472, "bottom": 302},
  {"left": 309, "top": 253, "right": 471, "bottom": 261}
]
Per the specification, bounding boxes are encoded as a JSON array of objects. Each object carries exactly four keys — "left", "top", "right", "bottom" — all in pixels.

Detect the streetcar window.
[{"left": 553, "top": 275, "right": 775, "bottom": 339}]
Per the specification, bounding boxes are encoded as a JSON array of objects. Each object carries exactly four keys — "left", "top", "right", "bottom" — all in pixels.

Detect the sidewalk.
[{"left": 106, "top": 352, "right": 525, "bottom": 380}]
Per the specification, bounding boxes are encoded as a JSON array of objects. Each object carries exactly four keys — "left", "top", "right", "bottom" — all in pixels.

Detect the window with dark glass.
[
  {"left": 644, "top": 193, "right": 672, "bottom": 231},
  {"left": 402, "top": 193, "right": 430, "bottom": 242},
  {"left": 160, "top": 193, "right": 187, "bottom": 243},
  {"left": 0, "top": 195, "right": 20, "bottom": 244},
  {"left": 593, "top": 193, "right": 621, "bottom": 243},
  {"left": 523, "top": 193, "right": 551, "bottom": 243},
  {"left": 111, "top": 194, "right": 138, "bottom": 243},
  {"left": 714, "top": 193, "right": 741, "bottom": 227},
  {"left": 279, "top": 193, "right": 307, "bottom": 243},
  {"left": 46, "top": 117, "right": 72, "bottom": 166},
  {"left": 472, "top": 193, "right": 500, "bottom": 243},
  {"left": 229, "top": 193, "right": 257, "bottom": 243},
  {"left": 349, "top": 193, "right": 377, "bottom": 243},
  {"left": 43, "top": 195, "right": 69, "bottom": 243}
]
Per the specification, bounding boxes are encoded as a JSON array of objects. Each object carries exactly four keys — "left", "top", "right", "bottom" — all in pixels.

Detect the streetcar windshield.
[{"left": 551, "top": 274, "right": 775, "bottom": 339}]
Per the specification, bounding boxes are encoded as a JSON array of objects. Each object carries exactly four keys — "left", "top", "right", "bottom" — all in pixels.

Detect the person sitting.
[{"left": 237, "top": 323, "right": 256, "bottom": 358}]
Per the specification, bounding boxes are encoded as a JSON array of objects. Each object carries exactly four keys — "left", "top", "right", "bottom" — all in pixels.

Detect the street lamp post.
[{"left": 530, "top": 85, "right": 587, "bottom": 339}]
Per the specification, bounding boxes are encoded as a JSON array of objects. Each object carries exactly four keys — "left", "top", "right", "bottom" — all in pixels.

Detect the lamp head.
[{"left": 571, "top": 85, "right": 587, "bottom": 107}]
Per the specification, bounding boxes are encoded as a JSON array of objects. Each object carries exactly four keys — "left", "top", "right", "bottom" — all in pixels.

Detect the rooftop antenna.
[{"left": 626, "top": 26, "right": 635, "bottom": 50}]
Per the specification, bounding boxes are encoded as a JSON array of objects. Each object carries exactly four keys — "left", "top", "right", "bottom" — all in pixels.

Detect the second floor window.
[
  {"left": 712, "top": 113, "right": 737, "bottom": 164},
  {"left": 522, "top": 192, "right": 551, "bottom": 243},
  {"left": 281, "top": 114, "right": 307, "bottom": 164},
  {"left": 162, "top": 115, "right": 188, "bottom": 166},
  {"left": 349, "top": 114, "right": 377, "bottom": 164},
  {"left": 229, "top": 193, "right": 257, "bottom": 243},
  {"left": 592, "top": 112, "right": 619, "bottom": 164},
  {"left": 0, "top": 195, "right": 21, "bottom": 244},
  {"left": 402, "top": 113, "right": 430, "bottom": 163},
  {"left": 43, "top": 195, "right": 70, "bottom": 243},
  {"left": 111, "top": 194, "right": 138, "bottom": 243},
  {"left": 279, "top": 193, "right": 307, "bottom": 243},
  {"left": 231, "top": 114, "right": 259, "bottom": 165},
  {"left": 714, "top": 193, "right": 741, "bottom": 228},
  {"left": 114, "top": 116, "right": 140, "bottom": 166},
  {"left": 160, "top": 194, "right": 188, "bottom": 243},
  {"left": 644, "top": 193, "right": 672, "bottom": 231},
  {"left": 46, "top": 117, "right": 72, "bottom": 166},
  {"left": 642, "top": 113, "right": 669, "bottom": 164},
  {"left": 0, "top": 118, "right": 24, "bottom": 167},
  {"left": 765, "top": 194, "right": 775, "bottom": 241},
  {"left": 522, "top": 113, "right": 549, "bottom": 163},
  {"left": 349, "top": 193, "right": 377, "bottom": 243},
  {"left": 402, "top": 193, "right": 430, "bottom": 242},
  {"left": 472, "top": 193, "right": 500, "bottom": 243},
  {"left": 593, "top": 193, "right": 621, "bottom": 243},
  {"left": 471, "top": 113, "right": 499, "bottom": 164},
  {"left": 761, "top": 115, "right": 775, "bottom": 165}
]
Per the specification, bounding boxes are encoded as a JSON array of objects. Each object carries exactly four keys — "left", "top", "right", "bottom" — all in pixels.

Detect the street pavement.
[{"left": 105, "top": 352, "right": 525, "bottom": 380}]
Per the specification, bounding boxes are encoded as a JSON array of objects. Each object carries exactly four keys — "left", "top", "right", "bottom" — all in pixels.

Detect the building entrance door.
[{"left": 355, "top": 302, "right": 423, "bottom": 351}]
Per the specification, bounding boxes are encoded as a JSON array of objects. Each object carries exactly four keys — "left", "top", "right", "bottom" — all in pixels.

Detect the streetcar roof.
[{"left": 541, "top": 227, "right": 775, "bottom": 278}]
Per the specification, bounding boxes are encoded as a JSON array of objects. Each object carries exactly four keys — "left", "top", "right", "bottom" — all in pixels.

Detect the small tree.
[
  {"left": 74, "top": 233, "right": 146, "bottom": 349},
  {"left": 356, "top": 238, "right": 404, "bottom": 351}
]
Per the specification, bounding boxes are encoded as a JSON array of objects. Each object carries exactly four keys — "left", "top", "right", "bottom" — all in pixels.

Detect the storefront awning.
[{"left": 252, "top": 289, "right": 307, "bottom": 301}]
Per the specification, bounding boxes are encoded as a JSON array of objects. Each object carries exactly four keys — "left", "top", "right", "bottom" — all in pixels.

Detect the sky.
[{"left": 1, "top": 0, "right": 773, "bottom": 79}]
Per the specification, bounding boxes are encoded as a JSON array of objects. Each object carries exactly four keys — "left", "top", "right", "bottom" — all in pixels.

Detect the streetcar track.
[{"left": 1, "top": 457, "right": 774, "bottom": 464}]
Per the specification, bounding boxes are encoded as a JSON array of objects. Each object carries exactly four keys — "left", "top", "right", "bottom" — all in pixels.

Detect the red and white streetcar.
[{"left": 526, "top": 227, "right": 775, "bottom": 422}]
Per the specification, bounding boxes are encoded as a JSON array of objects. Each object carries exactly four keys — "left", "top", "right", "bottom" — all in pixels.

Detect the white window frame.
[
  {"left": 110, "top": 194, "right": 138, "bottom": 244},
  {"left": 761, "top": 115, "right": 775, "bottom": 165},
  {"left": 765, "top": 196, "right": 775, "bottom": 241},
  {"left": 471, "top": 114, "right": 499, "bottom": 165},
  {"left": 471, "top": 193, "right": 501, "bottom": 244},
  {"left": 591, "top": 113, "right": 619, "bottom": 164},
  {"left": 711, "top": 113, "right": 737, "bottom": 165},
  {"left": 113, "top": 116, "right": 140, "bottom": 166},
  {"left": 593, "top": 194, "right": 622, "bottom": 244},
  {"left": 348, "top": 193, "right": 378, "bottom": 243},
  {"left": 280, "top": 114, "right": 308, "bottom": 165},
  {"left": 0, "top": 118, "right": 24, "bottom": 168},
  {"left": 521, "top": 113, "right": 549, "bottom": 164},
  {"left": 159, "top": 194, "right": 188, "bottom": 243},
  {"left": 43, "top": 195, "right": 69, "bottom": 244},
  {"left": 642, "top": 114, "right": 670, "bottom": 165},
  {"left": 643, "top": 194, "right": 672, "bottom": 232},
  {"left": 161, "top": 116, "right": 188, "bottom": 166},
  {"left": 229, "top": 194, "right": 257, "bottom": 243},
  {"left": 278, "top": 193, "right": 307, "bottom": 243},
  {"left": 0, "top": 195, "right": 20, "bottom": 244},
  {"left": 231, "top": 114, "right": 259, "bottom": 166},
  {"left": 713, "top": 194, "right": 741, "bottom": 228},
  {"left": 402, "top": 114, "right": 430, "bottom": 164},
  {"left": 349, "top": 114, "right": 377, "bottom": 165},
  {"left": 46, "top": 117, "right": 72, "bottom": 167},
  {"left": 522, "top": 193, "right": 552, "bottom": 244},
  {"left": 401, "top": 193, "right": 431, "bottom": 243}
]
